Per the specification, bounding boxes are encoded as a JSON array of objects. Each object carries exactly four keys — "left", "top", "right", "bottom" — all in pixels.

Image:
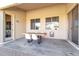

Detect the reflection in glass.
[{"left": 46, "top": 16, "right": 59, "bottom": 30}]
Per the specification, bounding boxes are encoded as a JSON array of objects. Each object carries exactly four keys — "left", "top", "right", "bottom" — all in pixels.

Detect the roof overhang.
[{"left": 0, "top": 3, "right": 20, "bottom": 9}]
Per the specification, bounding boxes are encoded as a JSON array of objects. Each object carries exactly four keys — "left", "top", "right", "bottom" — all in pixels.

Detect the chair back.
[
  {"left": 25, "top": 34, "right": 31, "bottom": 39},
  {"left": 31, "top": 34, "right": 38, "bottom": 40}
]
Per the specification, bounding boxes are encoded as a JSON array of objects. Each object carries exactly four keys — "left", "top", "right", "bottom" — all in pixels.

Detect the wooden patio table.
[
  {"left": 23, "top": 32, "right": 47, "bottom": 44},
  {"left": 26, "top": 32, "right": 47, "bottom": 35}
]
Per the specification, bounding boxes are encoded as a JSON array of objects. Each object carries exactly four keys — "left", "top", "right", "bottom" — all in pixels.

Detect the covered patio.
[
  {"left": 0, "top": 38, "right": 79, "bottom": 56},
  {"left": 0, "top": 3, "right": 79, "bottom": 56}
]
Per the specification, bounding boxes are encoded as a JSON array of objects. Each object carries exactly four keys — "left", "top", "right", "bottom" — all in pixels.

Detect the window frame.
[
  {"left": 45, "top": 16, "right": 59, "bottom": 30},
  {"left": 30, "top": 18, "right": 40, "bottom": 30}
]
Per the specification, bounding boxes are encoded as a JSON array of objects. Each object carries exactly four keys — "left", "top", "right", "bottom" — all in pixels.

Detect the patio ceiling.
[
  {"left": 15, "top": 3, "right": 56, "bottom": 11},
  {"left": 1, "top": 3, "right": 67, "bottom": 11}
]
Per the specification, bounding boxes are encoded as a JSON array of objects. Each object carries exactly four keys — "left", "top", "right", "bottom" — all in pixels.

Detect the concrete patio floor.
[{"left": 0, "top": 38, "right": 79, "bottom": 56}]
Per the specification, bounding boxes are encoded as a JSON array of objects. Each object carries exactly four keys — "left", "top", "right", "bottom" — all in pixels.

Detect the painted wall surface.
[
  {"left": 4, "top": 9, "right": 26, "bottom": 39},
  {"left": 26, "top": 4, "right": 68, "bottom": 39}
]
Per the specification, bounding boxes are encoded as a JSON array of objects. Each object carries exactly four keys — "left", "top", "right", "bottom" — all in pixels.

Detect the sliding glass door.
[{"left": 68, "top": 5, "right": 79, "bottom": 45}]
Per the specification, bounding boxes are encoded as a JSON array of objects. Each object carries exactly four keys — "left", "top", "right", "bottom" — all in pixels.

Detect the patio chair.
[
  {"left": 31, "top": 34, "right": 42, "bottom": 44},
  {"left": 25, "top": 34, "right": 33, "bottom": 43}
]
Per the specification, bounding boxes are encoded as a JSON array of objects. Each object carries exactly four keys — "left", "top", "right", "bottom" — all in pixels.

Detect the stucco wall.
[
  {"left": 4, "top": 9, "right": 26, "bottom": 39},
  {"left": 26, "top": 4, "right": 68, "bottom": 39}
]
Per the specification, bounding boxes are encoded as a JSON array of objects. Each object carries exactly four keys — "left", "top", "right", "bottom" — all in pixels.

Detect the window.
[
  {"left": 31, "top": 18, "right": 40, "bottom": 30},
  {"left": 45, "top": 16, "right": 59, "bottom": 30}
]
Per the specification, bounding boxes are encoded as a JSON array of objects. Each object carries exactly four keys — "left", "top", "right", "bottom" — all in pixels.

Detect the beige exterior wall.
[
  {"left": 26, "top": 4, "right": 68, "bottom": 39},
  {"left": 4, "top": 9, "right": 26, "bottom": 39}
]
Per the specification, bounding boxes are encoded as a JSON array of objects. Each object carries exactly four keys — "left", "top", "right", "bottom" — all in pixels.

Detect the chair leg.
[
  {"left": 24, "top": 39, "right": 33, "bottom": 45},
  {"left": 27, "top": 39, "right": 33, "bottom": 43},
  {"left": 37, "top": 36, "right": 42, "bottom": 44},
  {"left": 27, "top": 40, "right": 31, "bottom": 43},
  {"left": 38, "top": 40, "right": 41, "bottom": 44}
]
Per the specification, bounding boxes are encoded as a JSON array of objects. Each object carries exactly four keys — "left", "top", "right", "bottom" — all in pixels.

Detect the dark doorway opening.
[{"left": 4, "top": 14, "right": 12, "bottom": 41}]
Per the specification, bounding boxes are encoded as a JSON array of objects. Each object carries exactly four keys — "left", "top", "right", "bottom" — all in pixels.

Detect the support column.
[{"left": 0, "top": 11, "right": 4, "bottom": 44}]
